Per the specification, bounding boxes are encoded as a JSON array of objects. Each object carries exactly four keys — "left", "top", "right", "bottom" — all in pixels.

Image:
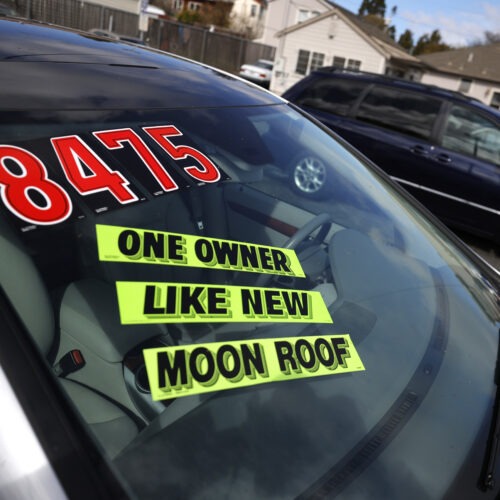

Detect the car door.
[
  {"left": 342, "top": 85, "right": 499, "bottom": 238},
  {"left": 290, "top": 78, "right": 500, "bottom": 240},
  {"left": 293, "top": 81, "right": 445, "bottom": 202},
  {"left": 429, "top": 102, "right": 500, "bottom": 239},
  {"left": 346, "top": 84, "right": 443, "bottom": 182}
]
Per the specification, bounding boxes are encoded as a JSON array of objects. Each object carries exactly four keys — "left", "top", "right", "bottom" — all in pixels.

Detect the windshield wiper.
[{"left": 478, "top": 327, "right": 500, "bottom": 491}]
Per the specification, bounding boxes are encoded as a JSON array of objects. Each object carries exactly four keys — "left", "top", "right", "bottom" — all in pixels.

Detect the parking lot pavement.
[{"left": 457, "top": 231, "right": 500, "bottom": 273}]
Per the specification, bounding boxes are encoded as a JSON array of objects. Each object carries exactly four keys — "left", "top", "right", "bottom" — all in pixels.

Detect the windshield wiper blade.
[{"left": 478, "top": 328, "right": 500, "bottom": 491}]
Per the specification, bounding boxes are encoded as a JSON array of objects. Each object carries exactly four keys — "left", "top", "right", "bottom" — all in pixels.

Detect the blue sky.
[{"left": 332, "top": 0, "right": 500, "bottom": 46}]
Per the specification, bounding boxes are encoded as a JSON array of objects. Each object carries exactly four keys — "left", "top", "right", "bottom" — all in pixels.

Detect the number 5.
[{"left": 143, "top": 125, "right": 221, "bottom": 184}]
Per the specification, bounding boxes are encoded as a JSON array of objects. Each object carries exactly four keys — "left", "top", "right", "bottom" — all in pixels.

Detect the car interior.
[{"left": 1, "top": 102, "right": 498, "bottom": 499}]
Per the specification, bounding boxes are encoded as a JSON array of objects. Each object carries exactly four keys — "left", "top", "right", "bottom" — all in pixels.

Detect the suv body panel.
[{"left": 283, "top": 70, "right": 500, "bottom": 242}]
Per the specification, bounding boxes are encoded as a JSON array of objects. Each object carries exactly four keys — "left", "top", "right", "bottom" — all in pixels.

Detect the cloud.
[{"left": 398, "top": 2, "right": 500, "bottom": 47}]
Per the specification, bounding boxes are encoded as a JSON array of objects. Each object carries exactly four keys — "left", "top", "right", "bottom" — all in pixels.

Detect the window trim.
[
  {"left": 458, "top": 78, "right": 472, "bottom": 94},
  {"left": 332, "top": 56, "right": 346, "bottom": 69},
  {"left": 347, "top": 59, "right": 362, "bottom": 71},
  {"left": 295, "top": 49, "right": 310, "bottom": 75},
  {"left": 490, "top": 91, "right": 500, "bottom": 110},
  {"left": 295, "top": 50, "right": 325, "bottom": 75},
  {"left": 310, "top": 52, "right": 325, "bottom": 72}
]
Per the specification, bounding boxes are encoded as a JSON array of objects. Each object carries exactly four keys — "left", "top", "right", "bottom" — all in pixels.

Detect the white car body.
[{"left": 239, "top": 59, "right": 273, "bottom": 87}]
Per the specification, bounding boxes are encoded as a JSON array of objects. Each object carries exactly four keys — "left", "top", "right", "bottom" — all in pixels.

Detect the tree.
[
  {"left": 177, "top": 9, "right": 202, "bottom": 24},
  {"left": 361, "top": 14, "right": 386, "bottom": 29},
  {"left": 175, "top": 2, "right": 231, "bottom": 28},
  {"left": 413, "top": 30, "right": 451, "bottom": 55},
  {"left": 386, "top": 25, "right": 396, "bottom": 40},
  {"left": 398, "top": 29, "right": 414, "bottom": 52},
  {"left": 199, "top": 3, "right": 232, "bottom": 28},
  {"left": 230, "top": 12, "right": 259, "bottom": 38},
  {"left": 150, "top": 0, "right": 176, "bottom": 17},
  {"left": 357, "top": 0, "right": 397, "bottom": 39},
  {"left": 358, "top": 0, "right": 386, "bottom": 17},
  {"left": 484, "top": 31, "right": 500, "bottom": 44},
  {"left": 468, "top": 30, "right": 500, "bottom": 46}
]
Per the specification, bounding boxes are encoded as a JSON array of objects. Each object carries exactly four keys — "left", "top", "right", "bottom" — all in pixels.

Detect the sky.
[{"left": 332, "top": 0, "right": 500, "bottom": 47}]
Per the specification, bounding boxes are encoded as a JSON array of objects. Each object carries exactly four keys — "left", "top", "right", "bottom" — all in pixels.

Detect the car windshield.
[
  {"left": 0, "top": 102, "right": 499, "bottom": 499},
  {"left": 255, "top": 60, "right": 273, "bottom": 70}
]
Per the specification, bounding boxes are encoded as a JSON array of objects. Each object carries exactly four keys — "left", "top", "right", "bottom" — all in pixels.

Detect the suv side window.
[
  {"left": 356, "top": 85, "right": 441, "bottom": 140},
  {"left": 442, "top": 104, "right": 500, "bottom": 167},
  {"left": 294, "top": 78, "right": 368, "bottom": 116}
]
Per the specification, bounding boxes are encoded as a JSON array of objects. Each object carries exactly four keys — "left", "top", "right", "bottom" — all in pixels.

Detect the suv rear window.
[
  {"left": 356, "top": 85, "right": 441, "bottom": 139},
  {"left": 294, "top": 78, "right": 368, "bottom": 117}
]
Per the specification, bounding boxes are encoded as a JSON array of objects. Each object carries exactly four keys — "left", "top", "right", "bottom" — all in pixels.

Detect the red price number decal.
[
  {"left": 51, "top": 135, "right": 138, "bottom": 204},
  {"left": 144, "top": 125, "right": 221, "bottom": 184},
  {"left": 0, "top": 146, "right": 72, "bottom": 225}
]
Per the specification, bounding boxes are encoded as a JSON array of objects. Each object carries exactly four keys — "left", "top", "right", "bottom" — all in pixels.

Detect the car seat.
[{"left": 0, "top": 218, "right": 141, "bottom": 458}]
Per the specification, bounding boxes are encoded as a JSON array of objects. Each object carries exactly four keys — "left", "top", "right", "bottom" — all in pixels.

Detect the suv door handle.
[
  {"left": 435, "top": 153, "right": 452, "bottom": 163},
  {"left": 410, "top": 145, "right": 428, "bottom": 156}
]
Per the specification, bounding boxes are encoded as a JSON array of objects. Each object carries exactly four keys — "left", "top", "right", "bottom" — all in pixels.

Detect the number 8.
[{"left": 0, "top": 146, "right": 72, "bottom": 225}]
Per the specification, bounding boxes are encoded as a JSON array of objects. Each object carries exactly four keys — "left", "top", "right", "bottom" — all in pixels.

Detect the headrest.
[{"left": 0, "top": 219, "right": 54, "bottom": 356}]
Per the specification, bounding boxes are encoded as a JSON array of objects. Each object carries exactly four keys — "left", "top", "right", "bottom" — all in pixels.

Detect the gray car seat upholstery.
[{"left": 0, "top": 220, "right": 140, "bottom": 457}]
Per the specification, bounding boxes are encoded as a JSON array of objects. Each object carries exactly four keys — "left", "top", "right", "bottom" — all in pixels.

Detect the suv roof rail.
[
  {"left": 316, "top": 67, "right": 381, "bottom": 78},
  {"left": 312, "top": 66, "right": 481, "bottom": 104}
]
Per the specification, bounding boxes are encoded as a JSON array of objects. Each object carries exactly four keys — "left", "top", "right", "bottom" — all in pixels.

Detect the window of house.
[
  {"left": 332, "top": 57, "right": 345, "bottom": 69},
  {"left": 356, "top": 85, "right": 441, "bottom": 139},
  {"left": 490, "top": 91, "right": 500, "bottom": 109},
  {"left": 174, "top": 0, "right": 182, "bottom": 10},
  {"left": 310, "top": 52, "right": 325, "bottom": 71},
  {"left": 294, "top": 78, "right": 369, "bottom": 116},
  {"left": 295, "top": 51, "right": 325, "bottom": 75},
  {"left": 347, "top": 59, "right": 361, "bottom": 71},
  {"left": 442, "top": 104, "right": 500, "bottom": 166},
  {"left": 385, "top": 67, "right": 405, "bottom": 78},
  {"left": 458, "top": 78, "right": 472, "bottom": 93},
  {"left": 295, "top": 50, "right": 310, "bottom": 75},
  {"left": 250, "top": 4, "right": 257, "bottom": 17},
  {"left": 297, "top": 9, "right": 320, "bottom": 23},
  {"left": 297, "top": 9, "right": 309, "bottom": 22}
]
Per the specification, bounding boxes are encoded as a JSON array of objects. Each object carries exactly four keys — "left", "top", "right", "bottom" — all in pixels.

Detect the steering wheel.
[
  {"left": 283, "top": 212, "right": 332, "bottom": 249},
  {"left": 255, "top": 212, "right": 332, "bottom": 287}
]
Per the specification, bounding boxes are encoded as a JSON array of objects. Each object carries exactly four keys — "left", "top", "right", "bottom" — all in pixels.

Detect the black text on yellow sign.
[
  {"left": 96, "top": 224, "right": 305, "bottom": 277},
  {"left": 116, "top": 282, "right": 333, "bottom": 324},
  {"left": 143, "top": 335, "right": 365, "bottom": 400}
]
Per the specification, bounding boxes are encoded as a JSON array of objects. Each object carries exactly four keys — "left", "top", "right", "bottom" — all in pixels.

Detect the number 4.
[{"left": 51, "top": 135, "right": 138, "bottom": 204}]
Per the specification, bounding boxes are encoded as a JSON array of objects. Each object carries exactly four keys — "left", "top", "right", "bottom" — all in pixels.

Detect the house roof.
[
  {"left": 275, "top": 2, "right": 420, "bottom": 65},
  {"left": 419, "top": 43, "right": 500, "bottom": 84}
]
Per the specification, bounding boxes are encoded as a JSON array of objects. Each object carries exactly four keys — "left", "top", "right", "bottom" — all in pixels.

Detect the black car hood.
[{"left": 0, "top": 19, "right": 282, "bottom": 110}]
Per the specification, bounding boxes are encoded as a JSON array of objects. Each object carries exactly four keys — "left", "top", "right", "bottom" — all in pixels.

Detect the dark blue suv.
[{"left": 283, "top": 69, "right": 500, "bottom": 244}]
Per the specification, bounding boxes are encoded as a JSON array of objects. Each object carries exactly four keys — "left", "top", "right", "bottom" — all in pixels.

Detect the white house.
[
  {"left": 256, "top": 0, "right": 332, "bottom": 47},
  {"left": 230, "top": 0, "right": 266, "bottom": 38},
  {"left": 270, "top": 5, "right": 421, "bottom": 94},
  {"left": 91, "top": 0, "right": 141, "bottom": 14},
  {"left": 419, "top": 44, "right": 500, "bottom": 108}
]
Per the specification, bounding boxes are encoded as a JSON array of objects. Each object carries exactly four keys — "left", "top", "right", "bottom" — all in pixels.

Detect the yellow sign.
[
  {"left": 143, "top": 335, "right": 365, "bottom": 400},
  {"left": 96, "top": 224, "right": 305, "bottom": 277},
  {"left": 116, "top": 282, "right": 333, "bottom": 324}
]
